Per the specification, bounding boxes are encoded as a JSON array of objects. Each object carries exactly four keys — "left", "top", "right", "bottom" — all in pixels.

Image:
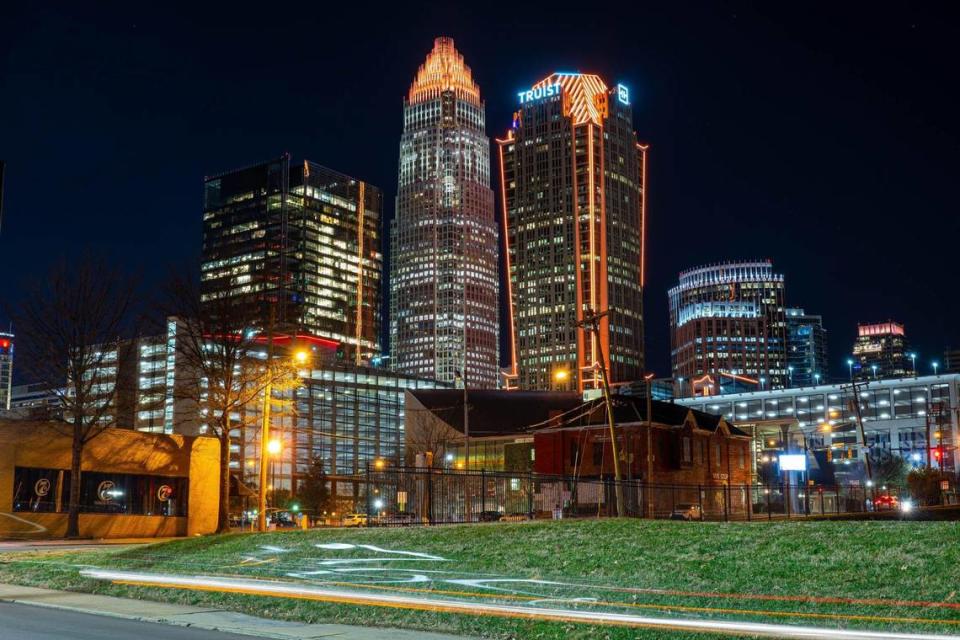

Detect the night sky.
[{"left": 2, "top": 4, "right": 959, "bottom": 382}]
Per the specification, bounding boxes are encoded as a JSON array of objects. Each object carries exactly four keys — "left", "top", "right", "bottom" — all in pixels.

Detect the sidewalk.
[{"left": 0, "top": 583, "right": 471, "bottom": 639}]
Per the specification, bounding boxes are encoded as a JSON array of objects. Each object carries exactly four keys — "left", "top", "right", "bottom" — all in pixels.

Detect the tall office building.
[
  {"left": 499, "top": 73, "right": 646, "bottom": 391},
  {"left": 391, "top": 37, "right": 499, "bottom": 388},
  {"left": 669, "top": 261, "right": 787, "bottom": 393},
  {"left": 0, "top": 331, "right": 12, "bottom": 411},
  {"left": 202, "top": 155, "right": 382, "bottom": 364},
  {"left": 852, "top": 321, "right": 910, "bottom": 380},
  {"left": 785, "top": 308, "right": 828, "bottom": 386}
]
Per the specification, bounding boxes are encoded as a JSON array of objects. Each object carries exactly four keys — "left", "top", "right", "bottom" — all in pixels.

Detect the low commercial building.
[
  {"left": 0, "top": 422, "right": 218, "bottom": 538},
  {"left": 404, "top": 389, "right": 752, "bottom": 486},
  {"left": 676, "top": 373, "right": 960, "bottom": 482}
]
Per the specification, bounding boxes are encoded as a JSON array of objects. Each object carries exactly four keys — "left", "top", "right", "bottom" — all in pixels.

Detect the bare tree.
[
  {"left": 7, "top": 256, "right": 138, "bottom": 538},
  {"left": 161, "top": 267, "right": 301, "bottom": 533},
  {"left": 404, "top": 407, "right": 461, "bottom": 468}
]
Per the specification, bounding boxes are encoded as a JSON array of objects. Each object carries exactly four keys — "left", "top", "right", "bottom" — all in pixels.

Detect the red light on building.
[{"left": 857, "top": 321, "right": 905, "bottom": 337}]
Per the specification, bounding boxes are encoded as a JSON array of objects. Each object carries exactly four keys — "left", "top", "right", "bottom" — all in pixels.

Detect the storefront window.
[{"left": 11, "top": 467, "right": 187, "bottom": 517}]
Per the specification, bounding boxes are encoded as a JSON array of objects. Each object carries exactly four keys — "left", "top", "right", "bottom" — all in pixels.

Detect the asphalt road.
[{"left": 0, "top": 602, "right": 256, "bottom": 640}]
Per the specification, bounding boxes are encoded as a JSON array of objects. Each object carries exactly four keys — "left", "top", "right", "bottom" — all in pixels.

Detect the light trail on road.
[{"left": 80, "top": 569, "right": 960, "bottom": 640}]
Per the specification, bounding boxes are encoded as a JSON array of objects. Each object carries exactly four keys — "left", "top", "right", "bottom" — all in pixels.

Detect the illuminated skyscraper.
[
  {"left": 391, "top": 37, "right": 499, "bottom": 387},
  {"left": 852, "top": 321, "right": 910, "bottom": 381},
  {"left": 499, "top": 73, "right": 646, "bottom": 391},
  {"left": 669, "top": 261, "right": 787, "bottom": 393},
  {"left": 786, "top": 308, "right": 828, "bottom": 386},
  {"left": 202, "top": 155, "right": 382, "bottom": 362}
]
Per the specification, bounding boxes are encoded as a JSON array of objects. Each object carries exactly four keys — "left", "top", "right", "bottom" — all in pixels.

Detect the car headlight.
[{"left": 899, "top": 499, "right": 913, "bottom": 513}]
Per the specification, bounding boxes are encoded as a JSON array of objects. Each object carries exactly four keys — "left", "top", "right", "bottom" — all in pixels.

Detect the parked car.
[
  {"left": 670, "top": 503, "right": 702, "bottom": 521},
  {"left": 478, "top": 510, "right": 503, "bottom": 522},
  {"left": 874, "top": 494, "right": 899, "bottom": 510},
  {"left": 379, "top": 511, "right": 417, "bottom": 525},
  {"left": 341, "top": 513, "right": 368, "bottom": 527},
  {"left": 274, "top": 517, "right": 298, "bottom": 529}
]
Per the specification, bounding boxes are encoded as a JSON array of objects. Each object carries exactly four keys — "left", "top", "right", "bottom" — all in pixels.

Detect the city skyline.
[{"left": 2, "top": 6, "right": 959, "bottom": 381}]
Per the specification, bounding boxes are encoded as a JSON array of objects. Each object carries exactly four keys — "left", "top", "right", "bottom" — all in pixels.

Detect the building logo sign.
[
  {"left": 157, "top": 485, "right": 174, "bottom": 502},
  {"left": 518, "top": 83, "right": 561, "bottom": 105},
  {"left": 34, "top": 479, "right": 51, "bottom": 498},
  {"left": 97, "top": 480, "right": 117, "bottom": 503},
  {"left": 616, "top": 84, "right": 629, "bottom": 105}
]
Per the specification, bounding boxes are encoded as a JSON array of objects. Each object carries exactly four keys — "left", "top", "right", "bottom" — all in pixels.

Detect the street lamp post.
[
  {"left": 787, "top": 366, "right": 794, "bottom": 388},
  {"left": 847, "top": 359, "right": 854, "bottom": 382},
  {"left": 910, "top": 353, "right": 917, "bottom": 377},
  {"left": 759, "top": 377, "right": 766, "bottom": 391},
  {"left": 676, "top": 377, "right": 684, "bottom": 398},
  {"left": 933, "top": 361, "right": 939, "bottom": 376},
  {"left": 871, "top": 364, "right": 878, "bottom": 380},
  {"left": 814, "top": 373, "right": 821, "bottom": 386}
]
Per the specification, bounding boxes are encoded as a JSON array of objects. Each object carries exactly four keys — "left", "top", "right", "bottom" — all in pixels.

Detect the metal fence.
[{"left": 362, "top": 466, "right": 904, "bottom": 525}]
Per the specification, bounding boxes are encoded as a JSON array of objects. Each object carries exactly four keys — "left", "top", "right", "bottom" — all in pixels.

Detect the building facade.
[
  {"left": 391, "top": 37, "right": 499, "bottom": 388},
  {"left": 499, "top": 73, "right": 646, "bottom": 391},
  {"left": 669, "top": 261, "right": 787, "bottom": 392},
  {"left": 202, "top": 156, "right": 382, "bottom": 364},
  {"left": 234, "top": 364, "right": 447, "bottom": 506},
  {"left": 676, "top": 373, "right": 960, "bottom": 481},
  {"left": 945, "top": 347, "right": 960, "bottom": 374},
  {"left": 0, "top": 331, "right": 12, "bottom": 411},
  {"left": 786, "top": 308, "right": 827, "bottom": 387},
  {"left": 852, "top": 321, "right": 910, "bottom": 381}
]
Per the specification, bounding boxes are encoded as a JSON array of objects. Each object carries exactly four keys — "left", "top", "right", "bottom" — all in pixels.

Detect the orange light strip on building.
[
  {"left": 571, "top": 121, "right": 586, "bottom": 393},
  {"left": 598, "top": 124, "right": 610, "bottom": 386},
  {"left": 408, "top": 37, "right": 481, "bottom": 106},
  {"left": 587, "top": 122, "right": 598, "bottom": 385},
  {"left": 637, "top": 143, "right": 649, "bottom": 288},
  {"left": 355, "top": 181, "right": 366, "bottom": 366},
  {"left": 496, "top": 139, "right": 518, "bottom": 383}
]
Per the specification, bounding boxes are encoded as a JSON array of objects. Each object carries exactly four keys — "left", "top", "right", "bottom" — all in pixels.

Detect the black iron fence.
[{"left": 362, "top": 466, "right": 907, "bottom": 525}]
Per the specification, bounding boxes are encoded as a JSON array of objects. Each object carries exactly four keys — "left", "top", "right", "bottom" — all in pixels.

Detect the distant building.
[
  {"left": 202, "top": 155, "right": 383, "bottom": 364},
  {"left": 669, "top": 261, "right": 787, "bottom": 392},
  {"left": 0, "top": 331, "right": 12, "bottom": 411},
  {"left": 944, "top": 347, "right": 960, "bottom": 374},
  {"left": 852, "top": 321, "right": 910, "bottom": 381},
  {"left": 677, "top": 373, "right": 960, "bottom": 480},
  {"left": 785, "top": 308, "right": 828, "bottom": 386},
  {"left": 5, "top": 383, "right": 62, "bottom": 419},
  {"left": 499, "top": 72, "right": 646, "bottom": 392},
  {"left": 391, "top": 37, "right": 500, "bottom": 387}
]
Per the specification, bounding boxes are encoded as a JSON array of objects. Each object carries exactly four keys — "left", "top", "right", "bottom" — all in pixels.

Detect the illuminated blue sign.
[
  {"left": 616, "top": 84, "right": 629, "bottom": 105},
  {"left": 518, "top": 83, "right": 561, "bottom": 105}
]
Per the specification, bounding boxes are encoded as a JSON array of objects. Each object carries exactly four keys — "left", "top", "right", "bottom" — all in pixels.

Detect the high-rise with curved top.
[{"left": 391, "top": 37, "right": 499, "bottom": 387}]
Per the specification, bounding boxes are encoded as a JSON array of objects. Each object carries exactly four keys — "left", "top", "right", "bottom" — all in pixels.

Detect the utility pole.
[
  {"left": 645, "top": 372, "right": 654, "bottom": 518},
  {"left": 846, "top": 380, "right": 873, "bottom": 482},
  {"left": 575, "top": 309, "right": 624, "bottom": 517}
]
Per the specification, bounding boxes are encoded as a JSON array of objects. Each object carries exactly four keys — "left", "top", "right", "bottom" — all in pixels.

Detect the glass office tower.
[
  {"left": 202, "top": 156, "right": 382, "bottom": 364},
  {"left": 786, "top": 308, "right": 828, "bottom": 386},
  {"left": 499, "top": 73, "right": 646, "bottom": 391},
  {"left": 391, "top": 37, "right": 499, "bottom": 388}
]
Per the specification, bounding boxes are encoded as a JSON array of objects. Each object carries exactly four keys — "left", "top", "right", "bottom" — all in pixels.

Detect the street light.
[
  {"left": 933, "top": 361, "right": 939, "bottom": 376},
  {"left": 267, "top": 439, "right": 282, "bottom": 455},
  {"left": 814, "top": 373, "right": 821, "bottom": 385},
  {"left": 553, "top": 369, "right": 569, "bottom": 387},
  {"left": 787, "top": 366, "right": 794, "bottom": 387},
  {"left": 294, "top": 348, "right": 311, "bottom": 365},
  {"left": 909, "top": 352, "right": 917, "bottom": 377},
  {"left": 676, "top": 377, "right": 684, "bottom": 398},
  {"left": 847, "top": 359, "right": 854, "bottom": 381},
  {"left": 871, "top": 364, "right": 878, "bottom": 380},
  {"left": 759, "top": 376, "right": 766, "bottom": 390}
]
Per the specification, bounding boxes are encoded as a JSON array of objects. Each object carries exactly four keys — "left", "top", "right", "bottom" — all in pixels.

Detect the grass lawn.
[{"left": 2, "top": 519, "right": 959, "bottom": 639}]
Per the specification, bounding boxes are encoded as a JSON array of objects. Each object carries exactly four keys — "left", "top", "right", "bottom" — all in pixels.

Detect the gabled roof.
[
  {"left": 406, "top": 389, "right": 582, "bottom": 436},
  {"left": 559, "top": 396, "right": 748, "bottom": 436}
]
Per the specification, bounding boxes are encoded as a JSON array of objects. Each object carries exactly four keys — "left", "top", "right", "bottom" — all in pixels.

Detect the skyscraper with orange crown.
[
  {"left": 499, "top": 74, "right": 647, "bottom": 392},
  {"left": 391, "top": 38, "right": 499, "bottom": 388}
]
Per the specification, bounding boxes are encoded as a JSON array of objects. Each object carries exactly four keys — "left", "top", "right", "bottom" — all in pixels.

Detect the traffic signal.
[{"left": 336, "top": 345, "right": 345, "bottom": 360}]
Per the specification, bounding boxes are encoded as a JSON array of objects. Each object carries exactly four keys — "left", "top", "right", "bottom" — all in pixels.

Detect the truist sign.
[{"left": 518, "top": 82, "right": 562, "bottom": 105}]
